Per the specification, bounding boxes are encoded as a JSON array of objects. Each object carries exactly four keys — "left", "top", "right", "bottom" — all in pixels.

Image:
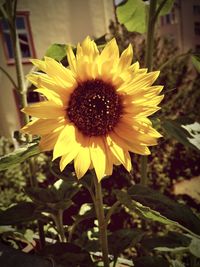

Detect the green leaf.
[
  {"left": 41, "top": 242, "right": 94, "bottom": 267},
  {"left": 45, "top": 44, "right": 68, "bottom": 62},
  {"left": 0, "top": 202, "right": 39, "bottom": 225},
  {"left": 115, "top": 190, "right": 181, "bottom": 227},
  {"left": 162, "top": 118, "right": 200, "bottom": 152},
  {"left": 108, "top": 229, "right": 144, "bottom": 258},
  {"left": 116, "top": 0, "right": 147, "bottom": 33},
  {"left": 0, "top": 241, "right": 60, "bottom": 267},
  {"left": 141, "top": 231, "right": 191, "bottom": 251},
  {"left": 192, "top": 55, "right": 200, "bottom": 72},
  {"left": 127, "top": 185, "right": 200, "bottom": 236},
  {"left": 26, "top": 179, "right": 80, "bottom": 211},
  {"left": 188, "top": 236, "right": 200, "bottom": 258},
  {"left": 0, "top": 142, "right": 40, "bottom": 171},
  {"left": 158, "top": 0, "right": 174, "bottom": 16},
  {"left": 133, "top": 256, "right": 169, "bottom": 267}
]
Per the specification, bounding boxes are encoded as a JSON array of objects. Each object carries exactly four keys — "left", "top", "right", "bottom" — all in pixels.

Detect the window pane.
[
  {"left": 16, "top": 16, "right": 25, "bottom": 29},
  {"left": 195, "top": 45, "right": 200, "bottom": 54},
  {"left": 193, "top": 5, "right": 200, "bottom": 15},
  {"left": 4, "top": 32, "right": 14, "bottom": 58},
  {"left": 194, "top": 22, "right": 200, "bottom": 35},
  {"left": 18, "top": 33, "right": 31, "bottom": 57}
]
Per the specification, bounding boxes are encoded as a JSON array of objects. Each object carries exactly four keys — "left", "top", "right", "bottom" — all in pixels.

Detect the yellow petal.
[
  {"left": 27, "top": 73, "right": 69, "bottom": 96},
  {"left": 119, "top": 71, "right": 160, "bottom": 93},
  {"left": 30, "top": 59, "right": 46, "bottom": 72},
  {"left": 74, "top": 144, "right": 91, "bottom": 179},
  {"left": 129, "top": 61, "right": 140, "bottom": 72},
  {"left": 100, "top": 38, "right": 119, "bottom": 64},
  {"left": 104, "top": 139, "right": 114, "bottom": 176},
  {"left": 44, "top": 57, "right": 75, "bottom": 85},
  {"left": 39, "top": 126, "right": 63, "bottom": 151},
  {"left": 53, "top": 124, "right": 78, "bottom": 160},
  {"left": 67, "top": 46, "right": 77, "bottom": 73},
  {"left": 34, "top": 88, "right": 63, "bottom": 106},
  {"left": 60, "top": 147, "right": 80, "bottom": 172},
  {"left": 115, "top": 120, "right": 161, "bottom": 145},
  {"left": 106, "top": 135, "right": 131, "bottom": 172},
  {"left": 81, "top": 36, "right": 99, "bottom": 60},
  {"left": 21, "top": 118, "right": 65, "bottom": 136},
  {"left": 118, "top": 44, "right": 133, "bottom": 71},
  {"left": 90, "top": 137, "right": 106, "bottom": 181},
  {"left": 22, "top": 101, "right": 65, "bottom": 119}
]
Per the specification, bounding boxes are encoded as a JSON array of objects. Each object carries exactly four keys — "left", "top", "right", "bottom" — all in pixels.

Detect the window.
[
  {"left": 194, "top": 22, "right": 200, "bottom": 36},
  {"left": 195, "top": 45, "right": 200, "bottom": 54},
  {"left": 193, "top": 5, "right": 200, "bottom": 15},
  {"left": 160, "top": 8, "right": 176, "bottom": 26},
  {"left": 0, "top": 11, "right": 35, "bottom": 64}
]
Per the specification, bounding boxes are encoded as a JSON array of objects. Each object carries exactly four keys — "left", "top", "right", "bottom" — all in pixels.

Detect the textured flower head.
[{"left": 22, "top": 37, "right": 163, "bottom": 181}]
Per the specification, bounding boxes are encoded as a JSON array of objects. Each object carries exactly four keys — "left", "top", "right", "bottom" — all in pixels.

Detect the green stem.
[
  {"left": 145, "top": 0, "right": 158, "bottom": 72},
  {"left": 93, "top": 175, "right": 109, "bottom": 267},
  {"left": 7, "top": 0, "right": 37, "bottom": 188},
  {"left": 37, "top": 220, "right": 46, "bottom": 248},
  {"left": 52, "top": 210, "right": 66, "bottom": 243},
  {"left": 10, "top": 26, "right": 29, "bottom": 125},
  {"left": 141, "top": 0, "right": 158, "bottom": 186}
]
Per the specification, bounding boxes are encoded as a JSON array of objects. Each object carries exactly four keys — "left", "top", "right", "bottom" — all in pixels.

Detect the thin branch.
[
  {"left": 153, "top": 0, "right": 168, "bottom": 23},
  {"left": 0, "top": 65, "right": 18, "bottom": 89},
  {"left": 159, "top": 52, "right": 190, "bottom": 71},
  {"left": 105, "top": 201, "right": 120, "bottom": 226}
]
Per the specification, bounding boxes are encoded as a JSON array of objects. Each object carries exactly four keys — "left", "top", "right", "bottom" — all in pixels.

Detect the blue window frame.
[{"left": 0, "top": 11, "right": 35, "bottom": 64}]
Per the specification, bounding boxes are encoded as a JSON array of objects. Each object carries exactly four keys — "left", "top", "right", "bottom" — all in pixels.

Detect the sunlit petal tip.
[
  {"left": 59, "top": 159, "right": 66, "bottom": 172},
  {"left": 82, "top": 35, "right": 92, "bottom": 43},
  {"left": 29, "top": 58, "right": 46, "bottom": 71},
  {"left": 152, "top": 70, "right": 160, "bottom": 80},
  {"left": 127, "top": 43, "right": 133, "bottom": 54},
  {"left": 20, "top": 125, "right": 27, "bottom": 133}
]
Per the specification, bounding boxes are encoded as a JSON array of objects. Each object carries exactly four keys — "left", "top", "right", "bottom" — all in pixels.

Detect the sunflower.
[{"left": 22, "top": 37, "right": 163, "bottom": 181}]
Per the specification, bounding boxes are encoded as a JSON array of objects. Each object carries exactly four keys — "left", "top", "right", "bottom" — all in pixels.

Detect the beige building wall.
[
  {"left": 158, "top": 0, "right": 200, "bottom": 52},
  {"left": 0, "top": 0, "right": 115, "bottom": 138}
]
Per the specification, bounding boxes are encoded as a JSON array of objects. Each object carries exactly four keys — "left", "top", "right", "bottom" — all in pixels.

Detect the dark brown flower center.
[{"left": 67, "top": 79, "right": 123, "bottom": 136}]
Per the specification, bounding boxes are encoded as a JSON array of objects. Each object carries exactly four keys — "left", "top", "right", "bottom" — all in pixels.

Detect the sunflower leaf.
[
  {"left": 116, "top": 0, "right": 147, "bottom": 33},
  {"left": 0, "top": 202, "right": 39, "bottom": 225},
  {"left": 25, "top": 180, "right": 80, "bottom": 212},
  {"left": 140, "top": 231, "right": 191, "bottom": 251},
  {"left": 40, "top": 243, "right": 94, "bottom": 267},
  {"left": 0, "top": 241, "right": 60, "bottom": 267},
  {"left": 45, "top": 44, "right": 68, "bottom": 62},
  {"left": 126, "top": 185, "right": 200, "bottom": 236},
  {"left": 108, "top": 229, "right": 144, "bottom": 258},
  {"left": 115, "top": 190, "right": 181, "bottom": 227},
  {"left": 0, "top": 142, "right": 40, "bottom": 171},
  {"left": 115, "top": 187, "right": 200, "bottom": 238},
  {"left": 162, "top": 118, "right": 200, "bottom": 152}
]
